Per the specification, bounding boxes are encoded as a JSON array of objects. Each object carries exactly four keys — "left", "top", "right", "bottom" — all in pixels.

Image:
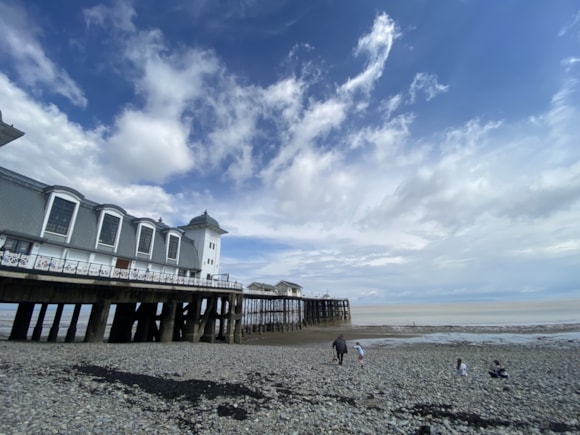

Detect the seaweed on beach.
[
  {"left": 71, "top": 364, "right": 265, "bottom": 403},
  {"left": 401, "top": 403, "right": 580, "bottom": 433}
]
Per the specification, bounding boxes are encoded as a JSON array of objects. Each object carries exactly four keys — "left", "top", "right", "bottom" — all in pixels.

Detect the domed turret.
[
  {"left": 180, "top": 210, "right": 227, "bottom": 281},
  {"left": 185, "top": 210, "right": 227, "bottom": 234}
]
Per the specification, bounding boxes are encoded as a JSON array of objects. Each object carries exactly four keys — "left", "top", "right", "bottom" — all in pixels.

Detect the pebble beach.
[{"left": 1, "top": 325, "right": 579, "bottom": 435}]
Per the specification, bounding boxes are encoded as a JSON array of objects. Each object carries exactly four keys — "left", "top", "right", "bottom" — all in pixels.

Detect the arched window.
[
  {"left": 136, "top": 221, "right": 156, "bottom": 258},
  {"left": 95, "top": 205, "right": 125, "bottom": 251},
  {"left": 166, "top": 231, "right": 181, "bottom": 262},
  {"left": 41, "top": 188, "right": 83, "bottom": 243}
]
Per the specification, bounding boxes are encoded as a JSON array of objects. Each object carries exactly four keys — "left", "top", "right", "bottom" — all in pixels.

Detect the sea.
[
  {"left": 349, "top": 298, "right": 580, "bottom": 346},
  {"left": 349, "top": 298, "right": 580, "bottom": 327},
  {"left": 1, "top": 298, "right": 579, "bottom": 345}
]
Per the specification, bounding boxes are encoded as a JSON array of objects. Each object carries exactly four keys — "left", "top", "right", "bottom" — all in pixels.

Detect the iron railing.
[{"left": 0, "top": 251, "right": 242, "bottom": 290}]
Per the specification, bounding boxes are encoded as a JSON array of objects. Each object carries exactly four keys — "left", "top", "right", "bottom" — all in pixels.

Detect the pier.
[
  {"left": 0, "top": 252, "right": 243, "bottom": 343},
  {"left": 0, "top": 252, "right": 350, "bottom": 343},
  {"left": 242, "top": 294, "right": 351, "bottom": 335}
]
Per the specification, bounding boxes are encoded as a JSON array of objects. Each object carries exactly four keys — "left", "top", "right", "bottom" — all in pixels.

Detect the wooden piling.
[
  {"left": 31, "top": 303, "right": 48, "bottom": 341},
  {"left": 84, "top": 300, "right": 111, "bottom": 343},
  {"left": 9, "top": 302, "right": 35, "bottom": 341},
  {"left": 65, "top": 303, "right": 82, "bottom": 343}
]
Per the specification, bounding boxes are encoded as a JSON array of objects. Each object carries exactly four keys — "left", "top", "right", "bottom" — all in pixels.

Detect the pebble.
[{"left": 0, "top": 339, "right": 579, "bottom": 434}]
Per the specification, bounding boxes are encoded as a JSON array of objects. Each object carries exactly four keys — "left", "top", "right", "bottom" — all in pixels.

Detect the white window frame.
[
  {"left": 41, "top": 191, "right": 81, "bottom": 243},
  {"left": 166, "top": 231, "right": 181, "bottom": 262},
  {"left": 136, "top": 222, "right": 156, "bottom": 258},
  {"left": 95, "top": 208, "right": 124, "bottom": 250}
]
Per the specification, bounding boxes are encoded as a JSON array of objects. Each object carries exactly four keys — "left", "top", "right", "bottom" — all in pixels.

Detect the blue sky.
[{"left": 1, "top": 0, "right": 579, "bottom": 305}]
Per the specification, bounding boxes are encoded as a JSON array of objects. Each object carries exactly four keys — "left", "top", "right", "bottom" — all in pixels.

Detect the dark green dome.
[{"left": 189, "top": 210, "right": 220, "bottom": 227}]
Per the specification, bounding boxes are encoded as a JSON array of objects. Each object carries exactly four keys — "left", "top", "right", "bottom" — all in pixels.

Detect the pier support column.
[
  {"left": 134, "top": 303, "right": 159, "bottom": 342},
  {"left": 48, "top": 303, "right": 64, "bottom": 342},
  {"left": 9, "top": 302, "right": 34, "bottom": 341},
  {"left": 201, "top": 296, "right": 217, "bottom": 343},
  {"left": 84, "top": 300, "right": 111, "bottom": 343},
  {"left": 159, "top": 301, "right": 177, "bottom": 343},
  {"left": 31, "top": 303, "right": 48, "bottom": 341},
  {"left": 173, "top": 303, "right": 184, "bottom": 341},
  {"left": 223, "top": 294, "right": 234, "bottom": 344},
  {"left": 183, "top": 295, "right": 201, "bottom": 343},
  {"left": 233, "top": 294, "right": 243, "bottom": 344},
  {"left": 65, "top": 304, "right": 82, "bottom": 343},
  {"left": 218, "top": 297, "right": 227, "bottom": 341},
  {"left": 109, "top": 303, "right": 137, "bottom": 343}
]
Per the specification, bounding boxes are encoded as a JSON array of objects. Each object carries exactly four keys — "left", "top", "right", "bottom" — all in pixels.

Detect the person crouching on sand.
[
  {"left": 332, "top": 334, "right": 348, "bottom": 365},
  {"left": 354, "top": 342, "right": 365, "bottom": 368},
  {"left": 489, "top": 359, "right": 509, "bottom": 378},
  {"left": 456, "top": 358, "right": 468, "bottom": 376}
]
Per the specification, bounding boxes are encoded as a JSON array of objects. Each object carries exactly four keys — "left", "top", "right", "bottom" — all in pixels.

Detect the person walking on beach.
[
  {"left": 332, "top": 334, "right": 348, "bottom": 365},
  {"left": 489, "top": 359, "right": 509, "bottom": 378},
  {"left": 456, "top": 358, "right": 468, "bottom": 376},
  {"left": 354, "top": 342, "right": 365, "bottom": 368}
]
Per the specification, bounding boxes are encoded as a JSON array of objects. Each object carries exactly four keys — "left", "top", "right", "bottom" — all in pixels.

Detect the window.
[
  {"left": 2, "top": 237, "right": 31, "bottom": 254},
  {"left": 45, "top": 197, "right": 76, "bottom": 235},
  {"left": 167, "top": 235, "right": 179, "bottom": 260},
  {"left": 98, "top": 214, "right": 121, "bottom": 246},
  {"left": 137, "top": 226, "right": 154, "bottom": 254}
]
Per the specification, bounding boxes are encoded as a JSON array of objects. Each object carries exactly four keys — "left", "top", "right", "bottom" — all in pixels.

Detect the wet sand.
[{"left": 240, "top": 323, "right": 580, "bottom": 346}]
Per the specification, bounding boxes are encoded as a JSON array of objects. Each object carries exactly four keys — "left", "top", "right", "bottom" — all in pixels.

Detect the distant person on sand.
[
  {"left": 332, "top": 334, "right": 348, "bottom": 365},
  {"left": 354, "top": 342, "right": 365, "bottom": 368},
  {"left": 489, "top": 359, "right": 509, "bottom": 378},
  {"left": 456, "top": 358, "right": 468, "bottom": 376}
]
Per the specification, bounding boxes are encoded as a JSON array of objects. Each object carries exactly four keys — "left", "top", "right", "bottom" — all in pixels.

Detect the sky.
[{"left": 0, "top": 0, "right": 579, "bottom": 306}]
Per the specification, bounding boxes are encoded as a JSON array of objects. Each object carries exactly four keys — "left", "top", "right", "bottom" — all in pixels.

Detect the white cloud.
[
  {"left": 558, "top": 9, "right": 580, "bottom": 37},
  {"left": 379, "top": 94, "right": 403, "bottom": 120},
  {"left": 105, "top": 110, "right": 195, "bottom": 183},
  {"left": 0, "top": 1, "right": 86, "bottom": 107},
  {"left": 341, "top": 13, "right": 398, "bottom": 95},
  {"left": 84, "top": 2, "right": 136, "bottom": 33},
  {"left": 408, "top": 72, "right": 449, "bottom": 103},
  {"left": 561, "top": 56, "right": 580, "bottom": 70}
]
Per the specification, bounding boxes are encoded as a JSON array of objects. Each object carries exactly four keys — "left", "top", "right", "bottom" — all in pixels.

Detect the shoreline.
[
  {"left": 1, "top": 322, "right": 579, "bottom": 346},
  {"left": 241, "top": 322, "right": 580, "bottom": 346}
]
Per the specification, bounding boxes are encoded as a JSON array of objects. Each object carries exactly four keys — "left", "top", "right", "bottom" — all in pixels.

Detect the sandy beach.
[{"left": 1, "top": 324, "right": 579, "bottom": 434}]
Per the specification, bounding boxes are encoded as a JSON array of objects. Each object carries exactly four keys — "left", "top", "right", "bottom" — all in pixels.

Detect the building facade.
[
  {"left": 245, "top": 280, "right": 303, "bottom": 298},
  {"left": 275, "top": 280, "right": 303, "bottom": 297},
  {"left": 0, "top": 166, "right": 228, "bottom": 284}
]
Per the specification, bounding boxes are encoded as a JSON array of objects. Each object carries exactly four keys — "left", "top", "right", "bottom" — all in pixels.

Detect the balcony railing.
[{"left": 0, "top": 251, "right": 242, "bottom": 291}]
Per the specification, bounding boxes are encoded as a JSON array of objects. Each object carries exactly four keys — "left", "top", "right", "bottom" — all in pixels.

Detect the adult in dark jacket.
[{"left": 332, "top": 334, "right": 348, "bottom": 365}]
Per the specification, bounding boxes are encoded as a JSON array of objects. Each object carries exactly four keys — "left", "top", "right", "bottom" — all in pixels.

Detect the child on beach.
[
  {"left": 456, "top": 358, "right": 468, "bottom": 376},
  {"left": 354, "top": 342, "right": 365, "bottom": 368},
  {"left": 489, "top": 359, "right": 509, "bottom": 378}
]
